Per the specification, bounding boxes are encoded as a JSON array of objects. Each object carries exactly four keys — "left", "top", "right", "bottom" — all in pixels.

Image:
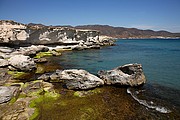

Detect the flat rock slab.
[{"left": 0, "top": 86, "right": 19, "bottom": 104}]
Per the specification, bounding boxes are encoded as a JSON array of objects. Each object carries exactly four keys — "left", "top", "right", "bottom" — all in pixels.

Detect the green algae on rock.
[
  {"left": 35, "top": 61, "right": 62, "bottom": 75},
  {"left": 34, "top": 51, "right": 53, "bottom": 59},
  {"left": 34, "top": 50, "right": 61, "bottom": 59},
  {"left": 29, "top": 90, "right": 60, "bottom": 120},
  {"left": 7, "top": 70, "right": 34, "bottom": 80},
  {"left": 74, "top": 88, "right": 102, "bottom": 97}
]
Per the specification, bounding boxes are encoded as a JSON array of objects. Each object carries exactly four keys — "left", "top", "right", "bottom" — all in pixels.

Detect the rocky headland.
[
  {"left": 0, "top": 20, "right": 114, "bottom": 48},
  {"left": 0, "top": 20, "right": 148, "bottom": 119}
]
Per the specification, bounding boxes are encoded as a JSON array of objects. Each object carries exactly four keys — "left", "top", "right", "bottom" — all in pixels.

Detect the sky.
[{"left": 0, "top": 0, "right": 180, "bottom": 32}]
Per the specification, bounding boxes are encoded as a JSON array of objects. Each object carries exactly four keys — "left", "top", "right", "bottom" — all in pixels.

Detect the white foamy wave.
[{"left": 127, "top": 88, "right": 171, "bottom": 113}]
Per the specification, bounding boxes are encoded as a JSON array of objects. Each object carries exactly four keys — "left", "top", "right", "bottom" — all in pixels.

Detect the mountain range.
[
  {"left": 28, "top": 23, "right": 180, "bottom": 39},
  {"left": 75, "top": 25, "right": 180, "bottom": 39}
]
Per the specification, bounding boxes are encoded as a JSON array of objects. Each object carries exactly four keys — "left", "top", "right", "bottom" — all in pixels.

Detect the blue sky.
[{"left": 0, "top": 0, "right": 180, "bottom": 32}]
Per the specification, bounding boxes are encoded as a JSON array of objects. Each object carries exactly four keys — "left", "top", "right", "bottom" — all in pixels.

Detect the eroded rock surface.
[
  {"left": 0, "top": 98, "right": 34, "bottom": 120},
  {"left": 0, "top": 20, "right": 115, "bottom": 49},
  {"left": 38, "top": 69, "right": 104, "bottom": 90},
  {"left": 0, "top": 86, "right": 19, "bottom": 104},
  {"left": 0, "top": 20, "right": 29, "bottom": 43},
  {"left": 8, "top": 55, "right": 36, "bottom": 72},
  {"left": 98, "top": 63, "right": 146, "bottom": 86}
]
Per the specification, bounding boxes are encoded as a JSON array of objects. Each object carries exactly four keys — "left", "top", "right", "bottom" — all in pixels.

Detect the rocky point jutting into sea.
[
  {"left": 0, "top": 20, "right": 179, "bottom": 119},
  {"left": 0, "top": 20, "right": 118, "bottom": 119}
]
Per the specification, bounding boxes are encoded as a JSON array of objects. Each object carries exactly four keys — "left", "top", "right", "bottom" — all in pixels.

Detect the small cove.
[{"left": 31, "top": 39, "right": 180, "bottom": 119}]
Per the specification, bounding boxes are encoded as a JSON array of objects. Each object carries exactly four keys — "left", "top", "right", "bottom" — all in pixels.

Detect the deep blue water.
[
  {"left": 59, "top": 39, "right": 180, "bottom": 90},
  {"left": 58, "top": 39, "right": 180, "bottom": 112}
]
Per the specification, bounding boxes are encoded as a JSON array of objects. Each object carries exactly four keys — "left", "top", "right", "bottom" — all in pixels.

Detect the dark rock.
[
  {"left": 48, "top": 69, "right": 62, "bottom": 81},
  {"left": 98, "top": 63, "right": 146, "bottom": 86},
  {"left": 0, "top": 68, "right": 10, "bottom": 85},
  {"left": 38, "top": 73, "right": 51, "bottom": 81},
  {"left": 34, "top": 58, "right": 48, "bottom": 63}
]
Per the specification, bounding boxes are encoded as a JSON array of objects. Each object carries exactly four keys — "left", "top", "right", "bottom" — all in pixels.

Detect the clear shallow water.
[
  {"left": 58, "top": 39, "right": 180, "bottom": 114},
  {"left": 59, "top": 39, "right": 180, "bottom": 89}
]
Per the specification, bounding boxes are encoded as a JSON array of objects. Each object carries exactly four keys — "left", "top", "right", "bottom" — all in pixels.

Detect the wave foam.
[{"left": 127, "top": 88, "right": 171, "bottom": 113}]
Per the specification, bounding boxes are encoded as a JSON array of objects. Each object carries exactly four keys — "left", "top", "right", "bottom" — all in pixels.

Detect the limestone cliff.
[
  {"left": 0, "top": 20, "right": 114, "bottom": 48},
  {"left": 0, "top": 20, "right": 29, "bottom": 43}
]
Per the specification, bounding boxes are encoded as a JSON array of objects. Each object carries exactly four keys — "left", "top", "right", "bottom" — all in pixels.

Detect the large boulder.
[
  {"left": 0, "top": 86, "right": 19, "bottom": 104},
  {"left": 98, "top": 63, "right": 146, "bottom": 86},
  {"left": 38, "top": 69, "right": 104, "bottom": 90},
  {"left": 21, "top": 45, "right": 49, "bottom": 57},
  {"left": 8, "top": 55, "right": 36, "bottom": 72},
  {"left": 99, "top": 35, "right": 115, "bottom": 46},
  {"left": 60, "top": 69, "right": 104, "bottom": 90}
]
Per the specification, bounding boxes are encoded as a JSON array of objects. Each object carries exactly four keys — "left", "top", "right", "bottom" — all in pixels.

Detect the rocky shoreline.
[{"left": 0, "top": 20, "right": 147, "bottom": 119}]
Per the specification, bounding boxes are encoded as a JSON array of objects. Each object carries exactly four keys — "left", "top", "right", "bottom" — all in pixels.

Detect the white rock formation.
[
  {"left": 0, "top": 20, "right": 29, "bottom": 42},
  {"left": 38, "top": 69, "right": 104, "bottom": 90},
  {"left": 8, "top": 55, "right": 36, "bottom": 71},
  {"left": 0, "top": 20, "right": 114, "bottom": 49},
  {"left": 98, "top": 63, "right": 146, "bottom": 86}
]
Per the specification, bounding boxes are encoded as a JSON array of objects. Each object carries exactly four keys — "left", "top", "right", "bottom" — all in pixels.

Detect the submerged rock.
[
  {"left": 98, "top": 63, "right": 146, "bottom": 86},
  {"left": 38, "top": 73, "right": 52, "bottom": 81},
  {"left": 0, "top": 86, "right": 19, "bottom": 104},
  {"left": 8, "top": 55, "right": 36, "bottom": 72},
  {"left": 34, "top": 58, "right": 48, "bottom": 63},
  {"left": 22, "top": 80, "right": 54, "bottom": 96}
]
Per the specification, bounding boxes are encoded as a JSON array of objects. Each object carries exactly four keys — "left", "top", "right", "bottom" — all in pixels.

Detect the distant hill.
[
  {"left": 28, "top": 23, "right": 45, "bottom": 27},
  {"left": 75, "top": 25, "right": 180, "bottom": 38},
  {"left": 26, "top": 23, "right": 180, "bottom": 38}
]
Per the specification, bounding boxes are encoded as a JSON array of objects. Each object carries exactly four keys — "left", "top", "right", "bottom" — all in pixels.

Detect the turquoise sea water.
[
  {"left": 58, "top": 39, "right": 180, "bottom": 114},
  {"left": 59, "top": 39, "right": 180, "bottom": 89}
]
